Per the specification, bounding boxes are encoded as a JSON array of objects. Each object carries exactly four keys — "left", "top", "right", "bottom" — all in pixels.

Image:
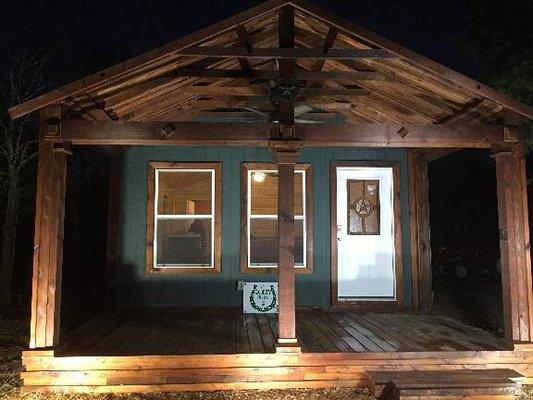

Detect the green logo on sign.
[{"left": 249, "top": 284, "right": 277, "bottom": 312}]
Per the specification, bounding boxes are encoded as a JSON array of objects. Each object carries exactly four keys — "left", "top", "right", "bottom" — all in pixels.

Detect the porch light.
[{"left": 252, "top": 171, "right": 266, "bottom": 183}]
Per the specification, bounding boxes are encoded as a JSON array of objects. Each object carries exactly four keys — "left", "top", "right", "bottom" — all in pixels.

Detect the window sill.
[
  {"left": 241, "top": 265, "right": 313, "bottom": 275},
  {"left": 146, "top": 266, "right": 221, "bottom": 275}
]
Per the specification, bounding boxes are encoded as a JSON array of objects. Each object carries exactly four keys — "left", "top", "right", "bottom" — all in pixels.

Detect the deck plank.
[
  {"left": 219, "top": 314, "right": 236, "bottom": 354},
  {"left": 298, "top": 312, "right": 339, "bottom": 352},
  {"left": 256, "top": 315, "right": 276, "bottom": 352},
  {"left": 235, "top": 315, "right": 251, "bottom": 353},
  {"left": 318, "top": 313, "right": 367, "bottom": 352},
  {"left": 245, "top": 315, "right": 264, "bottom": 353},
  {"left": 296, "top": 315, "right": 328, "bottom": 353},
  {"left": 337, "top": 313, "right": 397, "bottom": 352},
  {"left": 347, "top": 313, "right": 402, "bottom": 351},
  {"left": 57, "top": 309, "right": 505, "bottom": 356},
  {"left": 362, "top": 314, "right": 433, "bottom": 351}
]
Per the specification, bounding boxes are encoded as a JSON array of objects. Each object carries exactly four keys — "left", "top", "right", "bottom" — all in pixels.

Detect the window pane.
[
  {"left": 156, "top": 219, "right": 212, "bottom": 266},
  {"left": 158, "top": 171, "right": 212, "bottom": 215},
  {"left": 249, "top": 219, "right": 304, "bottom": 266},
  {"left": 250, "top": 171, "right": 303, "bottom": 215}
]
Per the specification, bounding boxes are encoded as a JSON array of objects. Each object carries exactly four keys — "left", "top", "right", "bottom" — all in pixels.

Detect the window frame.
[
  {"left": 146, "top": 162, "right": 222, "bottom": 275},
  {"left": 240, "top": 162, "right": 313, "bottom": 274}
]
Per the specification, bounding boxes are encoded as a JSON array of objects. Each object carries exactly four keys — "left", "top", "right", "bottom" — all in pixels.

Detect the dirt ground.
[{"left": 0, "top": 312, "right": 531, "bottom": 400}]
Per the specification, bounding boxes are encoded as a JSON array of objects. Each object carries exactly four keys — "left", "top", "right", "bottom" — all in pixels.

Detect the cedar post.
[
  {"left": 407, "top": 150, "right": 432, "bottom": 312},
  {"left": 493, "top": 111, "right": 533, "bottom": 343},
  {"left": 29, "top": 106, "right": 68, "bottom": 349},
  {"left": 271, "top": 140, "right": 301, "bottom": 353},
  {"left": 272, "top": 4, "right": 301, "bottom": 352}
]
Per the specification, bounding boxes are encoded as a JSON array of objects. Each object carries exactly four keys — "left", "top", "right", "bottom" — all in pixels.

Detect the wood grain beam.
[
  {"left": 310, "top": 27, "right": 338, "bottom": 75},
  {"left": 407, "top": 150, "right": 432, "bottom": 312},
  {"left": 437, "top": 98, "right": 485, "bottom": 125},
  {"left": 177, "top": 47, "right": 395, "bottom": 60},
  {"left": 277, "top": 5, "right": 296, "bottom": 130},
  {"left": 235, "top": 25, "right": 253, "bottom": 71},
  {"left": 30, "top": 106, "right": 68, "bottom": 349},
  {"left": 494, "top": 111, "right": 533, "bottom": 343},
  {"left": 113, "top": 67, "right": 386, "bottom": 82},
  {"left": 179, "top": 86, "right": 368, "bottom": 97},
  {"left": 56, "top": 120, "right": 503, "bottom": 148}
]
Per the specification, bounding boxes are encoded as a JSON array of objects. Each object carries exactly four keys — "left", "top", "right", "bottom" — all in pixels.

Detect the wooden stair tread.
[
  {"left": 372, "top": 368, "right": 523, "bottom": 381},
  {"left": 370, "top": 369, "right": 524, "bottom": 399}
]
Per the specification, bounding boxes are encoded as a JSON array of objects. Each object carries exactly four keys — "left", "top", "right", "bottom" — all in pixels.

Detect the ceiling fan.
[{"left": 193, "top": 79, "right": 347, "bottom": 125}]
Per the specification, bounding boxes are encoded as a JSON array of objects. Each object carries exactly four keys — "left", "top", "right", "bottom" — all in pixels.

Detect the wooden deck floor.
[{"left": 56, "top": 309, "right": 511, "bottom": 356}]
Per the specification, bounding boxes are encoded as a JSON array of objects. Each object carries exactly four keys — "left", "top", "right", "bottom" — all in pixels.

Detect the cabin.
[{"left": 10, "top": 0, "right": 533, "bottom": 395}]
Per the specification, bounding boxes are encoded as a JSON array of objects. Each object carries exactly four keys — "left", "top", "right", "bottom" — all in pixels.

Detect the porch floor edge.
[{"left": 20, "top": 349, "right": 533, "bottom": 393}]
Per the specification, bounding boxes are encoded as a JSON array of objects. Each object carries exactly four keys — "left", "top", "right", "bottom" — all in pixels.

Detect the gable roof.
[{"left": 9, "top": 0, "right": 533, "bottom": 124}]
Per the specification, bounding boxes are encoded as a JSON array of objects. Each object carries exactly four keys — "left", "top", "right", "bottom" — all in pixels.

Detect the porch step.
[{"left": 370, "top": 369, "right": 525, "bottom": 399}]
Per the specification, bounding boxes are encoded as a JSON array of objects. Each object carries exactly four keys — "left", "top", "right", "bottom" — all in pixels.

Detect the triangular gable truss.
[{"left": 9, "top": 0, "right": 533, "bottom": 126}]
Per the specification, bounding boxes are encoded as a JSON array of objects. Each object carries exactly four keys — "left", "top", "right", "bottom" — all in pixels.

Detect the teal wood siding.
[{"left": 116, "top": 146, "right": 412, "bottom": 307}]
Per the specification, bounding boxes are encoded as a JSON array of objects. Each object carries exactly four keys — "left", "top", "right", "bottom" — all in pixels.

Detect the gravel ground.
[{"left": 0, "top": 313, "right": 531, "bottom": 400}]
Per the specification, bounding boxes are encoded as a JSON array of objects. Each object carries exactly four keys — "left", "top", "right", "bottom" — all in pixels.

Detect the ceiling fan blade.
[
  {"left": 294, "top": 118, "right": 324, "bottom": 124},
  {"left": 294, "top": 104, "right": 314, "bottom": 116},
  {"left": 243, "top": 106, "right": 269, "bottom": 117}
]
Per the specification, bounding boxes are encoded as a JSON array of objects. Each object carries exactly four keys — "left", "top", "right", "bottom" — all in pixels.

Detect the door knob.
[{"left": 337, "top": 224, "right": 343, "bottom": 241}]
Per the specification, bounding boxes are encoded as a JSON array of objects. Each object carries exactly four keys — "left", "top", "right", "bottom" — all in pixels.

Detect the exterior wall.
[{"left": 115, "top": 146, "right": 412, "bottom": 307}]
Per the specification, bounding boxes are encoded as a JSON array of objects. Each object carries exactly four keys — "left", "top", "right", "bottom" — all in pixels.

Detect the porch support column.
[
  {"left": 493, "top": 111, "right": 533, "bottom": 344},
  {"left": 407, "top": 150, "right": 432, "bottom": 312},
  {"left": 271, "top": 140, "right": 302, "bottom": 353},
  {"left": 29, "top": 106, "right": 68, "bottom": 349}
]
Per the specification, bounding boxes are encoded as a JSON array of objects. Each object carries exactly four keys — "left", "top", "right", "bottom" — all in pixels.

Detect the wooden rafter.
[
  {"left": 140, "top": 67, "right": 386, "bottom": 81},
  {"left": 235, "top": 25, "right": 253, "bottom": 71},
  {"left": 162, "top": 86, "right": 369, "bottom": 97},
  {"left": 177, "top": 47, "right": 395, "bottom": 60},
  {"left": 437, "top": 98, "right": 485, "bottom": 124},
  {"left": 277, "top": 5, "right": 296, "bottom": 128},
  {"left": 310, "top": 27, "right": 338, "bottom": 73},
  {"left": 8, "top": 0, "right": 533, "bottom": 124},
  {"left": 289, "top": 0, "right": 533, "bottom": 119}
]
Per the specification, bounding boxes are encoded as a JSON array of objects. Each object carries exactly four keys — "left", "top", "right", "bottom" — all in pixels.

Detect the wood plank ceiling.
[{"left": 33, "top": 4, "right": 506, "bottom": 126}]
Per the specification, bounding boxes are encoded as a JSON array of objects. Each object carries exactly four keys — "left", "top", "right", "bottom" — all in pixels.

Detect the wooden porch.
[
  {"left": 11, "top": 0, "right": 533, "bottom": 395},
  {"left": 55, "top": 308, "right": 510, "bottom": 356}
]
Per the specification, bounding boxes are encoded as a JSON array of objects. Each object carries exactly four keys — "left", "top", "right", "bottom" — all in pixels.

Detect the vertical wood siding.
[{"left": 116, "top": 146, "right": 411, "bottom": 307}]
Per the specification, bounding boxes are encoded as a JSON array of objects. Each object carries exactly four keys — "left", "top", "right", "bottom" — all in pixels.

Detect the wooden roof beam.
[
  {"left": 148, "top": 66, "right": 386, "bottom": 80},
  {"left": 437, "top": 98, "right": 485, "bottom": 124},
  {"left": 170, "top": 98, "right": 354, "bottom": 111},
  {"left": 176, "top": 47, "right": 395, "bottom": 60},
  {"left": 235, "top": 25, "right": 253, "bottom": 71},
  {"left": 54, "top": 120, "right": 504, "bottom": 149},
  {"left": 277, "top": 5, "right": 296, "bottom": 129},
  {"left": 177, "top": 86, "right": 368, "bottom": 97},
  {"left": 311, "top": 27, "right": 338, "bottom": 73}
]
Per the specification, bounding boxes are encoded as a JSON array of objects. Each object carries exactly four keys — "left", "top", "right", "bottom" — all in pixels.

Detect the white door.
[{"left": 335, "top": 167, "right": 396, "bottom": 301}]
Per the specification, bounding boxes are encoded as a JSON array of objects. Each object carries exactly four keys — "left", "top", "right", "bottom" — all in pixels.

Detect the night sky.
[{"left": 4, "top": 0, "right": 484, "bottom": 88}]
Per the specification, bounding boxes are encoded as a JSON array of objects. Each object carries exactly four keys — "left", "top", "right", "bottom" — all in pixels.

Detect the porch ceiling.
[{"left": 9, "top": 0, "right": 533, "bottom": 126}]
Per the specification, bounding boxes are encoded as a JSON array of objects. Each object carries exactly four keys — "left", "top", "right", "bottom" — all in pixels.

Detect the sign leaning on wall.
[{"left": 243, "top": 282, "right": 279, "bottom": 313}]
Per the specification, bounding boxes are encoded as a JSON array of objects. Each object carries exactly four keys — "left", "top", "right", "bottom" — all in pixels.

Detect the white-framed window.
[
  {"left": 146, "top": 162, "right": 221, "bottom": 274},
  {"left": 241, "top": 163, "right": 313, "bottom": 274}
]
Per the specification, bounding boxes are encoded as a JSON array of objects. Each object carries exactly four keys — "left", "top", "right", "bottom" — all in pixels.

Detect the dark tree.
[
  {"left": 463, "top": 0, "right": 533, "bottom": 146},
  {"left": 0, "top": 52, "right": 49, "bottom": 305}
]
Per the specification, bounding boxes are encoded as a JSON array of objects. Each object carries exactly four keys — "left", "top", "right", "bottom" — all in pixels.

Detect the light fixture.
[{"left": 252, "top": 171, "right": 266, "bottom": 183}]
